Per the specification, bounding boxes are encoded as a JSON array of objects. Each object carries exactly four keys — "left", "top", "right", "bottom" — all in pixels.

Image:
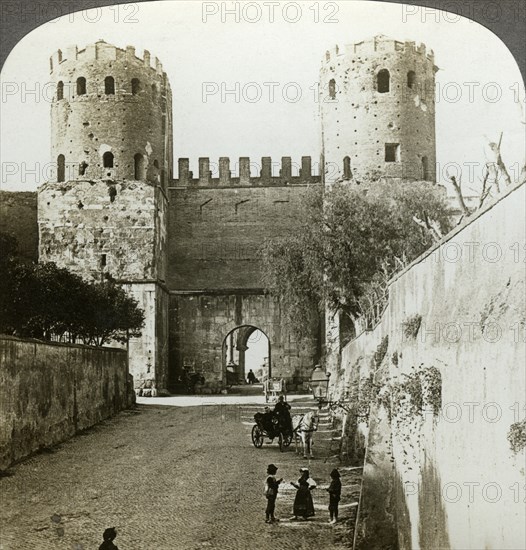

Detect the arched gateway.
[{"left": 223, "top": 325, "right": 270, "bottom": 385}]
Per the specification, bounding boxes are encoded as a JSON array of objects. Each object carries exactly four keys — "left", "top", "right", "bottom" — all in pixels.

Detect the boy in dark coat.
[
  {"left": 99, "top": 527, "right": 119, "bottom": 550},
  {"left": 265, "top": 463, "right": 283, "bottom": 523},
  {"left": 327, "top": 468, "right": 342, "bottom": 523}
]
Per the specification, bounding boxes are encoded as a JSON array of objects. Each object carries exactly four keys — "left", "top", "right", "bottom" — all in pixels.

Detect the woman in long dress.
[{"left": 291, "top": 468, "right": 316, "bottom": 519}]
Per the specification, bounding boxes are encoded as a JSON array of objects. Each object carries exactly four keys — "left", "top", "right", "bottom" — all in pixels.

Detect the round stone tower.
[
  {"left": 49, "top": 40, "right": 173, "bottom": 186},
  {"left": 320, "top": 35, "right": 437, "bottom": 184}
]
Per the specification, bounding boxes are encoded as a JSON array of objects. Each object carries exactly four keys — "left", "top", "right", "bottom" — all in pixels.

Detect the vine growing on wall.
[{"left": 507, "top": 420, "right": 526, "bottom": 454}]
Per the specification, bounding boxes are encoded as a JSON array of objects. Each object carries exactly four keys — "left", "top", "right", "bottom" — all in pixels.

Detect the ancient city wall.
[
  {"left": 50, "top": 41, "right": 172, "bottom": 186},
  {"left": 0, "top": 336, "right": 133, "bottom": 471},
  {"left": 333, "top": 182, "right": 525, "bottom": 549},
  {"left": 320, "top": 36, "right": 436, "bottom": 183},
  {"left": 168, "top": 172, "right": 320, "bottom": 290},
  {"left": 169, "top": 292, "right": 318, "bottom": 389}
]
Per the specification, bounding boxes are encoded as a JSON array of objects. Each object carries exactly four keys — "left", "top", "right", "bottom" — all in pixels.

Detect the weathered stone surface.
[
  {"left": 320, "top": 36, "right": 437, "bottom": 183},
  {"left": 0, "top": 336, "right": 131, "bottom": 470},
  {"left": 337, "top": 183, "right": 526, "bottom": 549},
  {"left": 169, "top": 293, "right": 318, "bottom": 389}
]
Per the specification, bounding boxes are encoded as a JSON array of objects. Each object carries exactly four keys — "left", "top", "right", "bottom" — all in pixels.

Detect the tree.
[
  {"left": 261, "top": 181, "right": 453, "bottom": 335},
  {"left": 0, "top": 233, "right": 144, "bottom": 346}
]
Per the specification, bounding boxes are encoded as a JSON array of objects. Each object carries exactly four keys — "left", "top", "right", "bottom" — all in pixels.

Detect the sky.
[{"left": 1, "top": 0, "right": 525, "bottom": 194}]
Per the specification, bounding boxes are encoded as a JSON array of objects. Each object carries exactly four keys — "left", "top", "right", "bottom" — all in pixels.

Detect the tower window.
[
  {"left": 385, "top": 144, "right": 400, "bottom": 162},
  {"left": 57, "top": 154, "right": 65, "bottom": 182},
  {"left": 131, "top": 78, "right": 141, "bottom": 95},
  {"left": 103, "top": 151, "right": 114, "bottom": 168},
  {"left": 57, "top": 81, "right": 64, "bottom": 100},
  {"left": 105, "top": 76, "right": 115, "bottom": 95},
  {"left": 134, "top": 153, "right": 145, "bottom": 179},
  {"left": 328, "top": 79, "right": 336, "bottom": 99},
  {"left": 76, "top": 77, "right": 86, "bottom": 96},
  {"left": 343, "top": 156, "right": 352, "bottom": 179},
  {"left": 153, "top": 159, "right": 159, "bottom": 169},
  {"left": 100, "top": 254, "right": 107, "bottom": 268},
  {"left": 151, "top": 83, "right": 157, "bottom": 96},
  {"left": 377, "top": 69, "right": 390, "bottom": 93},
  {"left": 422, "top": 156, "right": 430, "bottom": 180},
  {"left": 407, "top": 71, "right": 416, "bottom": 89}
]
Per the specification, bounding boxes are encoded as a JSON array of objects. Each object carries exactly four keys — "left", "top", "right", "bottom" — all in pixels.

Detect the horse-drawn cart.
[{"left": 251, "top": 411, "right": 293, "bottom": 452}]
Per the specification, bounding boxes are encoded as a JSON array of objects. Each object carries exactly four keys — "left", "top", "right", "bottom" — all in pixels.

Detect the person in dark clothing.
[
  {"left": 265, "top": 464, "right": 283, "bottom": 523},
  {"left": 291, "top": 468, "right": 316, "bottom": 520},
  {"left": 327, "top": 468, "right": 342, "bottom": 523},
  {"left": 273, "top": 395, "right": 292, "bottom": 434},
  {"left": 247, "top": 369, "right": 257, "bottom": 384},
  {"left": 99, "top": 527, "right": 119, "bottom": 550}
]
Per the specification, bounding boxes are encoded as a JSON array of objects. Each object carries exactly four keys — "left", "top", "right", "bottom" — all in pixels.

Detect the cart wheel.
[{"left": 252, "top": 425, "right": 264, "bottom": 448}]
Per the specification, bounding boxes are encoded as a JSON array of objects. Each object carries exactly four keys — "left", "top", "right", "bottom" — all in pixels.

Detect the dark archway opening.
[{"left": 222, "top": 325, "right": 270, "bottom": 386}]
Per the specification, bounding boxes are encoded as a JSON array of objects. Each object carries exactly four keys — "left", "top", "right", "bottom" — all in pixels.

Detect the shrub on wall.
[
  {"left": 507, "top": 420, "right": 526, "bottom": 453},
  {"left": 402, "top": 314, "right": 422, "bottom": 340}
]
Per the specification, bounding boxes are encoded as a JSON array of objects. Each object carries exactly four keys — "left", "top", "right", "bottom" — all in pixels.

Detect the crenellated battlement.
[
  {"left": 323, "top": 34, "right": 435, "bottom": 64},
  {"left": 170, "top": 157, "right": 322, "bottom": 188},
  {"left": 50, "top": 40, "right": 166, "bottom": 77}
]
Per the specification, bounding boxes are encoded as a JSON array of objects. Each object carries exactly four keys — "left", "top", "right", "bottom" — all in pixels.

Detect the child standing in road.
[
  {"left": 99, "top": 527, "right": 119, "bottom": 550},
  {"left": 264, "top": 464, "right": 283, "bottom": 523},
  {"left": 327, "top": 468, "right": 342, "bottom": 524}
]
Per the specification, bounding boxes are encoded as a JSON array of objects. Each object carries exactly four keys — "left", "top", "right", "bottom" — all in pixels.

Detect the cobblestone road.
[{"left": 0, "top": 399, "right": 361, "bottom": 549}]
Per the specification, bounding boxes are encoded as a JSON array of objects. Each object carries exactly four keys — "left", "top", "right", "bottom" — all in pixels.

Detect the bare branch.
[{"left": 449, "top": 175, "right": 471, "bottom": 216}]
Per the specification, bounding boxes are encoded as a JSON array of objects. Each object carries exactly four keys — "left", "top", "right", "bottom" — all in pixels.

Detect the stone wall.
[
  {"left": 169, "top": 292, "right": 318, "bottom": 390},
  {"left": 50, "top": 40, "right": 172, "bottom": 187},
  {"left": 38, "top": 180, "right": 169, "bottom": 391},
  {"left": 336, "top": 182, "right": 526, "bottom": 549},
  {"left": 0, "top": 336, "right": 133, "bottom": 471},
  {"left": 320, "top": 36, "right": 436, "bottom": 183},
  {"left": 0, "top": 191, "right": 38, "bottom": 262},
  {"left": 167, "top": 183, "right": 319, "bottom": 290}
]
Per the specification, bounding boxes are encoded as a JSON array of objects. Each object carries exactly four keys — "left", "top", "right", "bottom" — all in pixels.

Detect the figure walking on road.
[
  {"left": 291, "top": 468, "right": 316, "bottom": 520},
  {"left": 99, "top": 527, "right": 119, "bottom": 550},
  {"left": 327, "top": 468, "right": 342, "bottom": 524},
  {"left": 265, "top": 464, "right": 283, "bottom": 523},
  {"left": 247, "top": 369, "right": 257, "bottom": 384}
]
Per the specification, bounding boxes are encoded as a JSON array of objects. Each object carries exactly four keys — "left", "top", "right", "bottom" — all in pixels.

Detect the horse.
[{"left": 291, "top": 409, "right": 320, "bottom": 458}]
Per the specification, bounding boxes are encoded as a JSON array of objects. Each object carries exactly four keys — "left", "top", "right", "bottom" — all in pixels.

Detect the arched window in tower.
[
  {"left": 76, "top": 77, "right": 86, "bottom": 96},
  {"left": 407, "top": 71, "right": 416, "bottom": 89},
  {"left": 134, "top": 153, "right": 145, "bottom": 179},
  {"left": 103, "top": 152, "right": 114, "bottom": 168},
  {"left": 328, "top": 79, "right": 336, "bottom": 99},
  {"left": 421, "top": 156, "right": 430, "bottom": 180},
  {"left": 151, "top": 83, "right": 157, "bottom": 97},
  {"left": 131, "top": 78, "right": 141, "bottom": 95},
  {"left": 105, "top": 76, "right": 115, "bottom": 95},
  {"left": 57, "top": 81, "right": 64, "bottom": 100},
  {"left": 57, "top": 154, "right": 65, "bottom": 182},
  {"left": 343, "top": 156, "right": 352, "bottom": 179},
  {"left": 377, "top": 69, "right": 390, "bottom": 93},
  {"left": 153, "top": 159, "right": 159, "bottom": 169}
]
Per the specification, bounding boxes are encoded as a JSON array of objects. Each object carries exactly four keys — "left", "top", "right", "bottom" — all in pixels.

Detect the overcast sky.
[{"left": 1, "top": 0, "right": 524, "bottom": 194}]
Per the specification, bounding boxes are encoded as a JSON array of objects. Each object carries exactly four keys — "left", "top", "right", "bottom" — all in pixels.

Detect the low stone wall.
[{"left": 0, "top": 336, "right": 134, "bottom": 471}]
